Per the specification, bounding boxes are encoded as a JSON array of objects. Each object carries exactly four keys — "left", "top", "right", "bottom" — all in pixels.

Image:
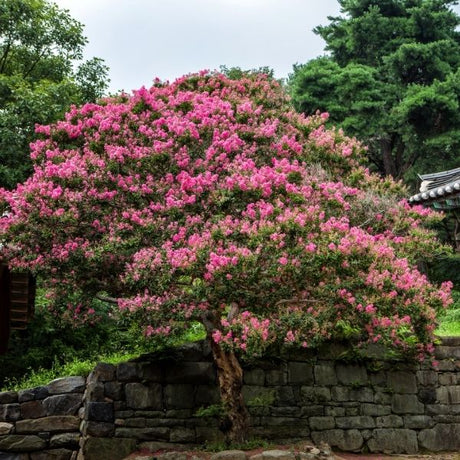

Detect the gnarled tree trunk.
[{"left": 209, "top": 339, "right": 249, "bottom": 443}]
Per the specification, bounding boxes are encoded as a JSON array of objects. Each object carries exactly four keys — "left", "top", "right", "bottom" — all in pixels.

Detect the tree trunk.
[
  {"left": 453, "top": 210, "right": 460, "bottom": 253},
  {"left": 210, "top": 339, "right": 249, "bottom": 443},
  {"left": 381, "top": 137, "right": 396, "bottom": 178}
]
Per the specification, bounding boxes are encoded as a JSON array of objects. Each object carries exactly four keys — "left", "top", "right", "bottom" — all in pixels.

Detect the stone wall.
[
  {"left": 1, "top": 338, "right": 460, "bottom": 459},
  {"left": 0, "top": 375, "right": 85, "bottom": 459}
]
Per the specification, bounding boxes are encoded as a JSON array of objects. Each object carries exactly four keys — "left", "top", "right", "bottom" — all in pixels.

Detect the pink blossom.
[
  {"left": 365, "top": 304, "right": 376, "bottom": 314},
  {"left": 212, "top": 330, "right": 223, "bottom": 344},
  {"left": 278, "top": 256, "right": 288, "bottom": 265},
  {"left": 285, "top": 331, "right": 295, "bottom": 343}
]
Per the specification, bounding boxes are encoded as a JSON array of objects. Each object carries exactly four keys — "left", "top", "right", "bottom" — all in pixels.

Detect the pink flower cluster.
[{"left": 212, "top": 311, "right": 272, "bottom": 353}]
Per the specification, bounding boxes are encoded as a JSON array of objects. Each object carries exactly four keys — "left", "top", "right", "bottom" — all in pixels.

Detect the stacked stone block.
[
  {"left": 0, "top": 376, "right": 85, "bottom": 459},
  {"left": 80, "top": 339, "right": 460, "bottom": 458},
  {"left": 79, "top": 343, "right": 221, "bottom": 459},
  {"left": 1, "top": 338, "right": 459, "bottom": 459}
]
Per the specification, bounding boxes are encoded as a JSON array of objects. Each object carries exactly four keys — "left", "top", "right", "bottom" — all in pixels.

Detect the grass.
[
  {"left": 1, "top": 350, "right": 142, "bottom": 392},
  {"left": 435, "top": 290, "right": 460, "bottom": 337},
  {"left": 435, "top": 321, "right": 460, "bottom": 336},
  {"left": 1, "top": 322, "right": 207, "bottom": 392}
]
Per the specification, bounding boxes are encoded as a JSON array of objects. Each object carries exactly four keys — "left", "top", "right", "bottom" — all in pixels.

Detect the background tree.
[
  {"left": 0, "top": 0, "right": 109, "bottom": 189},
  {"left": 0, "top": 71, "right": 452, "bottom": 442},
  {"left": 288, "top": 0, "right": 460, "bottom": 183},
  {"left": 219, "top": 65, "right": 276, "bottom": 81}
]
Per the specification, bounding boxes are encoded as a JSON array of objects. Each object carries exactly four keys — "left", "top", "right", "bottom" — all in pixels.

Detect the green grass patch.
[
  {"left": 435, "top": 289, "right": 460, "bottom": 337},
  {"left": 435, "top": 321, "right": 460, "bottom": 337},
  {"left": 1, "top": 350, "right": 143, "bottom": 392},
  {"left": 1, "top": 321, "right": 206, "bottom": 392}
]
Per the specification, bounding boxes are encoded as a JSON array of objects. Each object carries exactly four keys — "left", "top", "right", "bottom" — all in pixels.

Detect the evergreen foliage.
[{"left": 288, "top": 0, "right": 460, "bottom": 182}]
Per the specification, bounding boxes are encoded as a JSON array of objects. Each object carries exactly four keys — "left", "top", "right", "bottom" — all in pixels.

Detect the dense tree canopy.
[
  {"left": 0, "top": 72, "right": 452, "bottom": 441},
  {"left": 0, "top": 0, "right": 109, "bottom": 189},
  {"left": 288, "top": 0, "right": 460, "bottom": 182}
]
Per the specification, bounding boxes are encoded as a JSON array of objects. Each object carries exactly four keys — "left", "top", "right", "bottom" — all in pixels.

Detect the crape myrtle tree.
[
  {"left": 0, "top": 0, "right": 109, "bottom": 189},
  {"left": 0, "top": 71, "right": 453, "bottom": 442},
  {"left": 288, "top": 0, "right": 460, "bottom": 182}
]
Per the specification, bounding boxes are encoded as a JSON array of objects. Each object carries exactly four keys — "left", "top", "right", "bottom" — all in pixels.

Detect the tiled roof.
[{"left": 409, "top": 167, "right": 460, "bottom": 209}]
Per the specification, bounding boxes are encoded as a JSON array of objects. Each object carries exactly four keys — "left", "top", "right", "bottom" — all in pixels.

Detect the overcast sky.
[{"left": 54, "top": 0, "right": 343, "bottom": 94}]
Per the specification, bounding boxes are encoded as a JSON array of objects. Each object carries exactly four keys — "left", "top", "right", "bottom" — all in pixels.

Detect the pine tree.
[{"left": 289, "top": 0, "right": 460, "bottom": 182}]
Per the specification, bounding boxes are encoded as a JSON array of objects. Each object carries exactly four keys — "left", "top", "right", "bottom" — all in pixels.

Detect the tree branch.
[
  {"left": 95, "top": 294, "right": 118, "bottom": 304},
  {"left": 0, "top": 41, "right": 12, "bottom": 74},
  {"left": 23, "top": 47, "right": 48, "bottom": 79},
  {"left": 358, "top": 209, "right": 386, "bottom": 228},
  {"left": 275, "top": 298, "right": 320, "bottom": 307},
  {"left": 201, "top": 311, "right": 217, "bottom": 335},
  {"left": 227, "top": 302, "right": 239, "bottom": 321}
]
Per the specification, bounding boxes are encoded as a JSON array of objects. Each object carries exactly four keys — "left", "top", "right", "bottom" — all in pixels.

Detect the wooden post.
[
  {"left": 9, "top": 271, "right": 35, "bottom": 329},
  {"left": 0, "top": 264, "right": 11, "bottom": 355}
]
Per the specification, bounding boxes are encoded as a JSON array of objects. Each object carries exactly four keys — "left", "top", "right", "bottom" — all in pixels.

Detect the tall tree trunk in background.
[
  {"left": 210, "top": 339, "right": 249, "bottom": 443},
  {"left": 452, "top": 210, "right": 460, "bottom": 253},
  {"left": 381, "top": 137, "right": 397, "bottom": 178}
]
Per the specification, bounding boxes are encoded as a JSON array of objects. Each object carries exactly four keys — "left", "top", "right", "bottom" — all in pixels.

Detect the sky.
[{"left": 54, "top": 0, "right": 342, "bottom": 94}]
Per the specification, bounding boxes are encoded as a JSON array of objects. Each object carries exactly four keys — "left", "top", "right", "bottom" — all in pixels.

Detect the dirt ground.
[
  {"left": 337, "top": 453, "right": 460, "bottom": 460},
  {"left": 125, "top": 445, "right": 460, "bottom": 460}
]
